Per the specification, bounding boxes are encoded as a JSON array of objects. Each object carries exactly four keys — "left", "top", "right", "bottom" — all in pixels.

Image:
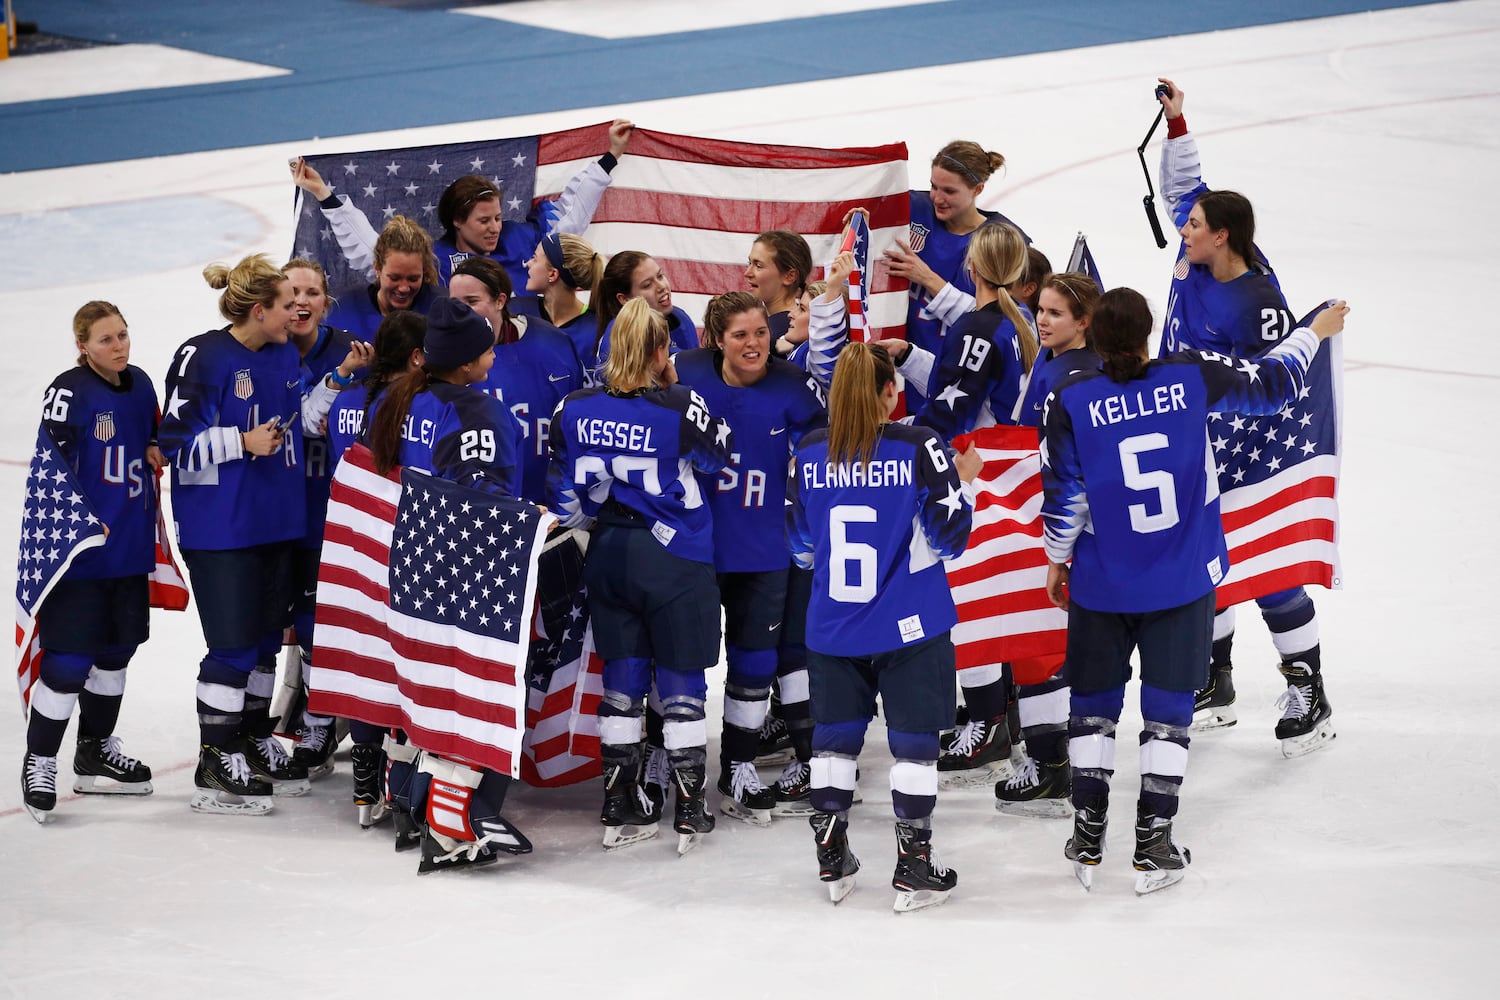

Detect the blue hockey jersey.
[
  {"left": 327, "top": 282, "right": 443, "bottom": 342},
  {"left": 298, "top": 324, "right": 355, "bottom": 547},
  {"left": 1041, "top": 329, "right": 1320, "bottom": 613},
  {"left": 548, "top": 383, "right": 733, "bottom": 565},
  {"left": 476, "top": 316, "right": 585, "bottom": 504},
  {"left": 159, "top": 329, "right": 305, "bottom": 550},
  {"left": 369, "top": 380, "right": 520, "bottom": 497},
  {"left": 1015, "top": 347, "right": 1100, "bottom": 428},
  {"left": 916, "top": 300, "right": 1032, "bottom": 441},
  {"left": 674, "top": 351, "right": 827, "bottom": 573},
  {"left": 788, "top": 422, "right": 972, "bottom": 656},
  {"left": 41, "top": 364, "right": 159, "bottom": 578}
]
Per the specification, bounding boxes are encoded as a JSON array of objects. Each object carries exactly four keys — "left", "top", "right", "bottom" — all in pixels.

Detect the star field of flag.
[
  {"left": 1209, "top": 344, "right": 1335, "bottom": 488},
  {"left": 388, "top": 470, "right": 542, "bottom": 643},
  {"left": 16, "top": 433, "right": 104, "bottom": 612}
]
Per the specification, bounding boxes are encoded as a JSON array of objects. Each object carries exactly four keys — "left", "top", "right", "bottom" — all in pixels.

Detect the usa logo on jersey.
[
  {"left": 233, "top": 369, "right": 254, "bottom": 401},
  {"left": 1174, "top": 258, "right": 1190, "bottom": 281},
  {"left": 93, "top": 411, "right": 115, "bottom": 443},
  {"left": 908, "top": 222, "right": 930, "bottom": 253}
]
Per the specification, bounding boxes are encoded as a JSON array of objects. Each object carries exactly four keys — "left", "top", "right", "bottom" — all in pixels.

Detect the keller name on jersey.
[
  {"left": 575, "top": 417, "right": 657, "bottom": 453},
  {"left": 1088, "top": 382, "right": 1187, "bottom": 428},
  {"left": 802, "top": 458, "right": 914, "bottom": 490}
]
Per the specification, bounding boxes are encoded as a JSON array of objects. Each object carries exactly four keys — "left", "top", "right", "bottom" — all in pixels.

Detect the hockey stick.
[{"left": 1136, "top": 87, "right": 1170, "bottom": 249}]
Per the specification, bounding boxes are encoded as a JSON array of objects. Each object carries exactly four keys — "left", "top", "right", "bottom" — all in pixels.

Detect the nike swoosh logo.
[
  {"left": 548, "top": 373, "right": 569, "bottom": 383},
  {"left": 287, "top": 380, "right": 300, "bottom": 388},
  {"left": 769, "top": 622, "right": 781, "bottom": 632},
  {"left": 303, "top": 589, "right": 317, "bottom": 598},
  {"left": 770, "top": 427, "right": 785, "bottom": 435}
]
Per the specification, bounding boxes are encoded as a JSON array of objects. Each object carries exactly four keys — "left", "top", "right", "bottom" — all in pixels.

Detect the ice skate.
[
  {"left": 717, "top": 760, "right": 773, "bottom": 827},
  {"left": 937, "top": 716, "right": 1013, "bottom": 789},
  {"left": 416, "top": 830, "right": 499, "bottom": 875},
  {"left": 641, "top": 742, "right": 671, "bottom": 818},
  {"left": 472, "top": 814, "right": 533, "bottom": 856},
  {"left": 1191, "top": 667, "right": 1237, "bottom": 731},
  {"left": 1275, "top": 660, "right": 1336, "bottom": 758},
  {"left": 600, "top": 757, "right": 660, "bottom": 851},
  {"left": 190, "top": 743, "right": 274, "bottom": 816},
  {"left": 753, "top": 704, "right": 794, "bottom": 767},
  {"left": 810, "top": 812, "right": 859, "bottom": 903},
  {"left": 1064, "top": 803, "right": 1107, "bottom": 890},
  {"left": 244, "top": 735, "right": 311, "bottom": 796},
  {"left": 1133, "top": 807, "right": 1190, "bottom": 895},
  {"left": 22, "top": 752, "right": 57, "bottom": 824},
  {"left": 891, "top": 822, "right": 956, "bottom": 912},
  {"left": 72, "top": 736, "right": 153, "bottom": 796},
  {"left": 771, "top": 759, "right": 814, "bottom": 817},
  {"left": 673, "top": 764, "right": 715, "bottom": 856},
  {"left": 392, "top": 808, "right": 422, "bottom": 851},
  {"left": 291, "top": 721, "right": 338, "bottom": 780},
  {"left": 350, "top": 742, "right": 388, "bottom": 828},
  {"left": 995, "top": 756, "right": 1073, "bottom": 819}
]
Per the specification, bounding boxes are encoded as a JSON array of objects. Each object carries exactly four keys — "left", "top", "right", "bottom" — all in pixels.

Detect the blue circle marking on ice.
[{"left": 0, "top": 195, "right": 266, "bottom": 293}]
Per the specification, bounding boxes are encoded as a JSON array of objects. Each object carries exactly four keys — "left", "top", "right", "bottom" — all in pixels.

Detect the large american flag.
[
  {"left": 946, "top": 425, "right": 1068, "bottom": 686},
  {"left": 519, "top": 583, "right": 603, "bottom": 788},
  {"left": 1210, "top": 314, "right": 1343, "bottom": 608},
  {"left": 310, "top": 445, "right": 553, "bottom": 776},
  {"left": 290, "top": 124, "right": 910, "bottom": 336},
  {"left": 14, "top": 427, "right": 106, "bottom": 710}
]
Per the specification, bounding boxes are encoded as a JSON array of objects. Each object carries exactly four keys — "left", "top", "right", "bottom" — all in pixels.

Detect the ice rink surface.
[{"left": 1, "top": 2, "right": 1498, "bottom": 997}]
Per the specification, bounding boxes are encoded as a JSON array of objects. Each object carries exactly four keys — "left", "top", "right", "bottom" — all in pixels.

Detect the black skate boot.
[
  {"left": 416, "top": 829, "right": 499, "bottom": 875},
  {"left": 891, "top": 822, "right": 956, "bottom": 912},
  {"left": 717, "top": 759, "right": 774, "bottom": 827},
  {"left": 73, "top": 735, "right": 153, "bottom": 795},
  {"left": 772, "top": 758, "right": 814, "bottom": 817},
  {"left": 1133, "top": 805, "right": 1191, "bottom": 895},
  {"left": 995, "top": 756, "right": 1072, "bottom": 818},
  {"left": 244, "top": 735, "right": 311, "bottom": 796},
  {"left": 1193, "top": 637, "right": 1238, "bottom": 732},
  {"left": 810, "top": 811, "right": 860, "bottom": 903},
  {"left": 601, "top": 753, "right": 660, "bottom": 851},
  {"left": 1064, "top": 800, "right": 1108, "bottom": 890},
  {"left": 191, "top": 742, "right": 274, "bottom": 815},
  {"left": 291, "top": 720, "right": 338, "bottom": 779},
  {"left": 1275, "top": 659, "right": 1335, "bottom": 758},
  {"left": 641, "top": 741, "right": 671, "bottom": 817},
  {"left": 672, "top": 763, "right": 715, "bottom": 855},
  {"left": 754, "top": 697, "right": 793, "bottom": 767},
  {"left": 350, "top": 742, "right": 388, "bottom": 828},
  {"left": 22, "top": 752, "right": 58, "bottom": 824},
  {"left": 937, "top": 715, "right": 1013, "bottom": 789}
]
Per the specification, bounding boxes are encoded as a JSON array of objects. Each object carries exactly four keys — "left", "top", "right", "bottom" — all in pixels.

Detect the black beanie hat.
[{"left": 422, "top": 297, "right": 493, "bottom": 368}]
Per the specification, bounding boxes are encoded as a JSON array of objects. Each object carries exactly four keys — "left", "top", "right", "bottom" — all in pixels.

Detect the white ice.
[{"left": 2, "top": 3, "right": 1498, "bottom": 997}]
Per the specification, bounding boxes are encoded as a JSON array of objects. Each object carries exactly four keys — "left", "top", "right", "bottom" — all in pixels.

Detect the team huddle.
[{"left": 18, "top": 80, "right": 1348, "bottom": 908}]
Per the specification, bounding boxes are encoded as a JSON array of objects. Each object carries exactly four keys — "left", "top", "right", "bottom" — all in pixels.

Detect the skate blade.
[
  {"left": 893, "top": 888, "right": 950, "bottom": 913},
  {"left": 73, "top": 775, "right": 154, "bottom": 796},
  {"left": 358, "top": 800, "right": 390, "bottom": 828},
  {"left": 753, "top": 748, "right": 795, "bottom": 768},
  {"left": 1134, "top": 868, "right": 1187, "bottom": 895},
  {"left": 1280, "top": 720, "right": 1336, "bottom": 759},
  {"left": 1072, "top": 860, "right": 1098, "bottom": 891},
  {"left": 938, "top": 759, "right": 1013, "bottom": 790},
  {"left": 601, "top": 822, "right": 660, "bottom": 851},
  {"left": 677, "top": 832, "right": 704, "bottom": 856},
  {"left": 305, "top": 761, "right": 335, "bottom": 780},
  {"left": 268, "top": 777, "right": 311, "bottom": 797},
  {"left": 996, "top": 797, "right": 1074, "bottom": 819},
  {"left": 718, "top": 799, "right": 772, "bottom": 827},
  {"left": 24, "top": 803, "right": 53, "bottom": 825},
  {"left": 825, "top": 875, "right": 856, "bottom": 904},
  {"left": 1191, "top": 707, "right": 1238, "bottom": 732},
  {"left": 190, "top": 789, "right": 273, "bottom": 816},
  {"left": 771, "top": 799, "right": 816, "bottom": 818},
  {"left": 417, "top": 848, "right": 500, "bottom": 876}
]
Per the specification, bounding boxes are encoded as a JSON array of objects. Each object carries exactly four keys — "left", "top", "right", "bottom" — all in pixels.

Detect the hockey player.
[
  {"left": 160, "top": 255, "right": 342, "bottom": 813},
  {"left": 325, "top": 216, "right": 444, "bottom": 341},
  {"left": 1040, "top": 288, "right": 1347, "bottom": 894},
  {"left": 996, "top": 272, "right": 1101, "bottom": 819},
  {"left": 290, "top": 119, "right": 635, "bottom": 292},
  {"left": 674, "top": 292, "right": 826, "bottom": 826},
  {"left": 788, "top": 343, "right": 981, "bottom": 911},
  {"left": 513, "top": 232, "right": 605, "bottom": 383},
  {"left": 281, "top": 259, "right": 372, "bottom": 778},
  {"left": 592, "top": 252, "right": 701, "bottom": 373},
  {"left": 20, "top": 302, "right": 163, "bottom": 823},
  {"left": 744, "top": 230, "right": 814, "bottom": 341},
  {"left": 547, "top": 298, "right": 734, "bottom": 855},
  {"left": 1155, "top": 78, "right": 1336, "bottom": 757},
  {"left": 364, "top": 297, "right": 530, "bottom": 872}
]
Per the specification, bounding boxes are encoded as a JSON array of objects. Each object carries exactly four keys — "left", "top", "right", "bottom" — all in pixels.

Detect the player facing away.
[
  {"left": 1040, "top": 288, "right": 1348, "bottom": 894},
  {"left": 21, "top": 302, "right": 163, "bottom": 822},
  {"left": 788, "top": 343, "right": 982, "bottom": 910},
  {"left": 1155, "top": 78, "right": 1335, "bottom": 756},
  {"left": 547, "top": 297, "right": 734, "bottom": 855}
]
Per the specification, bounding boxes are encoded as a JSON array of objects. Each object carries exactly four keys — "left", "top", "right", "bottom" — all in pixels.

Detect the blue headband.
[{"left": 542, "top": 232, "right": 577, "bottom": 288}]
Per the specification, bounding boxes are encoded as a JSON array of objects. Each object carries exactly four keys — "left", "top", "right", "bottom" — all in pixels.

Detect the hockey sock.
[
  {"left": 811, "top": 720, "right": 867, "bottom": 813},
  {"left": 297, "top": 645, "right": 333, "bottom": 729},
  {"left": 197, "top": 653, "right": 251, "bottom": 747},
  {"left": 598, "top": 690, "right": 646, "bottom": 761},
  {"left": 722, "top": 645, "right": 776, "bottom": 764},
  {"left": 888, "top": 730, "right": 940, "bottom": 823},
  {"left": 777, "top": 643, "right": 814, "bottom": 763},
  {"left": 1139, "top": 684, "right": 1194, "bottom": 819},
  {"left": 957, "top": 663, "right": 1008, "bottom": 721},
  {"left": 658, "top": 666, "right": 708, "bottom": 770},
  {"left": 28, "top": 652, "right": 90, "bottom": 756},
  {"left": 1016, "top": 673, "right": 1070, "bottom": 765},
  {"left": 1257, "top": 588, "right": 1319, "bottom": 666},
  {"left": 242, "top": 660, "right": 278, "bottom": 739},
  {"left": 1069, "top": 686, "right": 1125, "bottom": 810},
  {"left": 645, "top": 692, "right": 664, "bottom": 748},
  {"left": 384, "top": 733, "right": 419, "bottom": 813},
  {"left": 348, "top": 719, "right": 385, "bottom": 745},
  {"left": 77, "top": 648, "right": 132, "bottom": 740}
]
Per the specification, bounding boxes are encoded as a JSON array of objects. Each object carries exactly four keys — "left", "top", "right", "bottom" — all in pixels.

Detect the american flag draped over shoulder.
[
  {"left": 291, "top": 124, "right": 910, "bottom": 335},
  {"left": 1210, "top": 304, "right": 1343, "bottom": 609},
  {"left": 14, "top": 426, "right": 106, "bottom": 711},
  {"left": 946, "top": 425, "right": 1068, "bottom": 686},
  {"left": 310, "top": 445, "right": 554, "bottom": 776}
]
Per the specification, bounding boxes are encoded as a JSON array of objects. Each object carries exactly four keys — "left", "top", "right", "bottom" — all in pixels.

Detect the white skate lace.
[
  {"left": 25, "top": 754, "right": 58, "bottom": 792},
  {"left": 759, "top": 713, "right": 785, "bottom": 740},
  {"left": 1004, "top": 756, "right": 1040, "bottom": 791},
  {"left": 297, "top": 725, "right": 331, "bottom": 754},
  {"left": 946, "top": 720, "right": 985, "bottom": 757},
  {"left": 255, "top": 737, "right": 293, "bottom": 769},
  {"left": 1274, "top": 684, "right": 1311, "bottom": 721},
  {"left": 729, "top": 760, "right": 768, "bottom": 798},
  {"left": 219, "top": 750, "right": 255, "bottom": 785},
  {"left": 644, "top": 746, "right": 670, "bottom": 789},
  {"left": 100, "top": 736, "right": 141, "bottom": 770},
  {"left": 778, "top": 759, "right": 808, "bottom": 791},
  {"left": 928, "top": 844, "right": 951, "bottom": 878}
]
